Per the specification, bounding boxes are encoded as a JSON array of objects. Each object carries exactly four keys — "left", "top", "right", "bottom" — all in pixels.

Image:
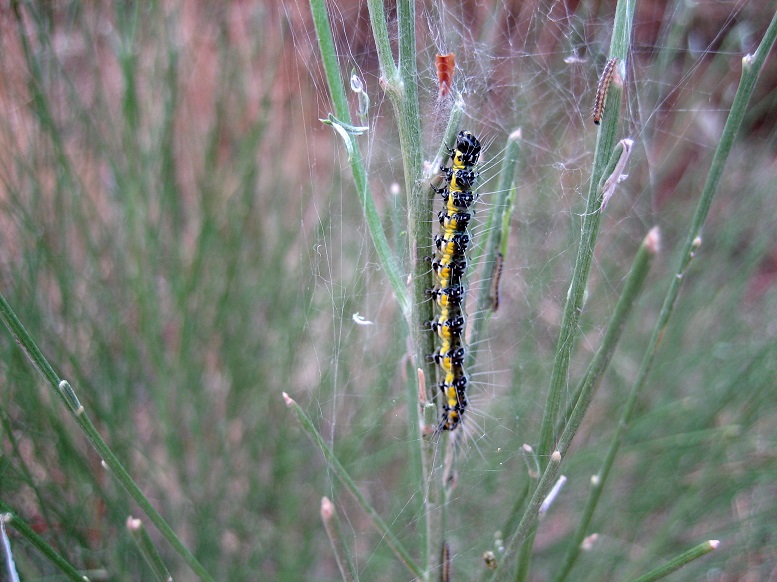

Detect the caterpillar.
[
  {"left": 593, "top": 58, "right": 618, "bottom": 125},
  {"left": 429, "top": 130, "right": 481, "bottom": 431},
  {"left": 491, "top": 252, "right": 504, "bottom": 312}
]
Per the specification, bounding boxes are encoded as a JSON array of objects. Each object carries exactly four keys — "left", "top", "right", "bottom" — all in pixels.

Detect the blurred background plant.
[{"left": 0, "top": 1, "right": 776, "bottom": 580}]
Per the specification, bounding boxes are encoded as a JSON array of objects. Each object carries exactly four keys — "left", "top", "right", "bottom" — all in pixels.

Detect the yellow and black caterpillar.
[{"left": 429, "top": 130, "right": 481, "bottom": 431}]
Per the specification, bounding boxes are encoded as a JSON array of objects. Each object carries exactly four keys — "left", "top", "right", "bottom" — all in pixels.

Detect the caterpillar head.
[{"left": 454, "top": 130, "right": 482, "bottom": 167}]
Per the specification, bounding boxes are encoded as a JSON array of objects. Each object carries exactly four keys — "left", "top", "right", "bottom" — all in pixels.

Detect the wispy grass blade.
[
  {"left": 468, "top": 128, "right": 521, "bottom": 368},
  {"left": 0, "top": 503, "right": 87, "bottom": 582},
  {"left": 498, "top": 223, "right": 656, "bottom": 582},
  {"left": 630, "top": 540, "right": 719, "bottom": 582},
  {"left": 321, "top": 497, "right": 358, "bottom": 582},
  {"left": 554, "top": 226, "right": 657, "bottom": 457},
  {"left": 554, "top": 228, "right": 660, "bottom": 582},
  {"left": 127, "top": 517, "right": 173, "bottom": 582},
  {"left": 283, "top": 392, "right": 423, "bottom": 578},
  {"left": 489, "top": 451, "right": 562, "bottom": 581},
  {"left": 309, "top": 0, "right": 409, "bottom": 318},
  {"left": 537, "top": 0, "right": 636, "bottom": 463},
  {"left": 366, "top": 0, "right": 435, "bottom": 418},
  {"left": 554, "top": 12, "right": 777, "bottom": 581},
  {"left": 0, "top": 293, "right": 214, "bottom": 582}
]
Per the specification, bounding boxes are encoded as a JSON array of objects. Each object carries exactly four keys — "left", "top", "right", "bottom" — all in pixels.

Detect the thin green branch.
[
  {"left": 365, "top": 0, "right": 399, "bottom": 87},
  {"left": 552, "top": 228, "right": 659, "bottom": 581},
  {"left": 537, "top": 0, "right": 636, "bottom": 464},
  {"left": 321, "top": 497, "right": 358, "bottom": 582},
  {"left": 418, "top": 368, "right": 440, "bottom": 580},
  {"left": 366, "top": 0, "right": 429, "bottom": 399},
  {"left": 0, "top": 503, "right": 87, "bottom": 581},
  {"left": 127, "top": 517, "right": 173, "bottom": 582},
  {"left": 553, "top": 213, "right": 656, "bottom": 461},
  {"left": 489, "top": 451, "right": 563, "bottom": 582},
  {"left": 431, "top": 100, "right": 465, "bottom": 178},
  {"left": 553, "top": 12, "right": 777, "bottom": 580},
  {"left": 0, "top": 294, "right": 213, "bottom": 582},
  {"left": 309, "top": 0, "right": 409, "bottom": 318},
  {"left": 497, "top": 222, "right": 656, "bottom": 581},
  {"left": 630, "top": 540, "right": 719, "bottom": 582},
  {"left": 283, "top": 392, "right": 423, "bottom": 578}
]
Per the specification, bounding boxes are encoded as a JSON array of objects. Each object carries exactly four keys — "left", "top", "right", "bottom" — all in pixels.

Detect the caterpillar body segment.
[
  {"left": 431, "top": 284, "right": 466, "bottom": 308},
  {"left": 431, "top": 314, "right": 466, "bottom": 339}
]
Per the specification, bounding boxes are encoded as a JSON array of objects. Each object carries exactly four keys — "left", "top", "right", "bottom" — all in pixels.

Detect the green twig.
[
  {"left": 308, "top": 0, "right": 409, "bottom": 318},
  {"left": 630, "top": 540, "right": 719, "bottom": 582},
  {"left": 0, "top": 504, "right": 88, "bottom": 581},
  {"left": 127, "top": 516, "right": 173, "bottom": 582},
  {"left": 0, "top": 293, "right": 213, "bottom": 582},
  {"left": 537, "top": 0, "right": 636, "bottom": 464},
  {"left": 553, "top": 226, "right": 656, "bottom": 459},
  {"left": 283, "top": 392, "right": 423, "bottom": 578},
  {"left": 365, "top": 0, "right": 431, "bottom": 413},
  {"left": 489, "top": 451, "right": 562, "bottom": 582},
  {"left": 552, "top": 227, "right": 659, "bottom": 582},
  {"left": 430, "top": 100, "right": 465, "bottom": 182},
  {"left": 498, "top": 222, "right": 656, "bottom": 581},
  {"left": 418, "top": 368, "right": 443, "bottom": 582},
  {"left": 553, "top": 12, "right": 777, "bottom": 580},
  {"left": 321, "top": 497, "right": 358, "bottom": 582}
]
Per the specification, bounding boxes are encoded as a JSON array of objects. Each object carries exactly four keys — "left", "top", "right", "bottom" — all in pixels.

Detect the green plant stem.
[
  {"left": 0, "top": 504, "right": 87, "bottom": 581},
  {"left": 553, "top": 13, "right": 777, "bottom": 580},
  {"left": 553, "top": 230, "right": 656, "bottom": 458},
  {"left": 366, "top": 1, "right": 433, "bottom": 576},
  {"left": 417, "top": 364, "right": 445, "bottom": 581},
  {"left": 127, "top": 517, "right": 173, "bottom": 582},
  {"left": 366, "top": 0, "right": 432, "bottom": 403},
  {"left": 283, "top": 392, "right": 423, "bottom": 578},
  {"left": 514, "top": 531, "right": 534, "bottom": 582},
  {"left": 468, "top": 128, "right": 521, "bottom": 368},
  {"left": 0, "top": 294, "right": 213, "bottom": 582},
  {"left": 432, "top": 101, "right": 465, "bottom": 178},
  {"left": 553, "top": 229, "right": 659, "bottom": 582},
  {"left": 489, "top": 451, "right": 562, "bottom": 582},
  {"left": 308, "top": 0, "right": 409, "bottom": 318},
  {"left": 630, "top": 540, "right": 719, "bottom": 582},
  {"left": 498, "top": 222, "right": 655, "bottom": 582},
  {"left": 537, "top": 0, "right": 635, "bottom": 465},
  {"left": 320, "top": 497, "right": 358, "bottom": 582}
]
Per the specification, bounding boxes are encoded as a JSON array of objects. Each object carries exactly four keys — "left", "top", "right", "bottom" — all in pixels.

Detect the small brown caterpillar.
[
  {"left": 491, "top": 252, "right": 504, "bottom": 312},
  {"left": 442, "top": 541, "right": 451, "bottom": 582},
  {"left": 593, "top": 58, "right": 618, "bottom": 125}
]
